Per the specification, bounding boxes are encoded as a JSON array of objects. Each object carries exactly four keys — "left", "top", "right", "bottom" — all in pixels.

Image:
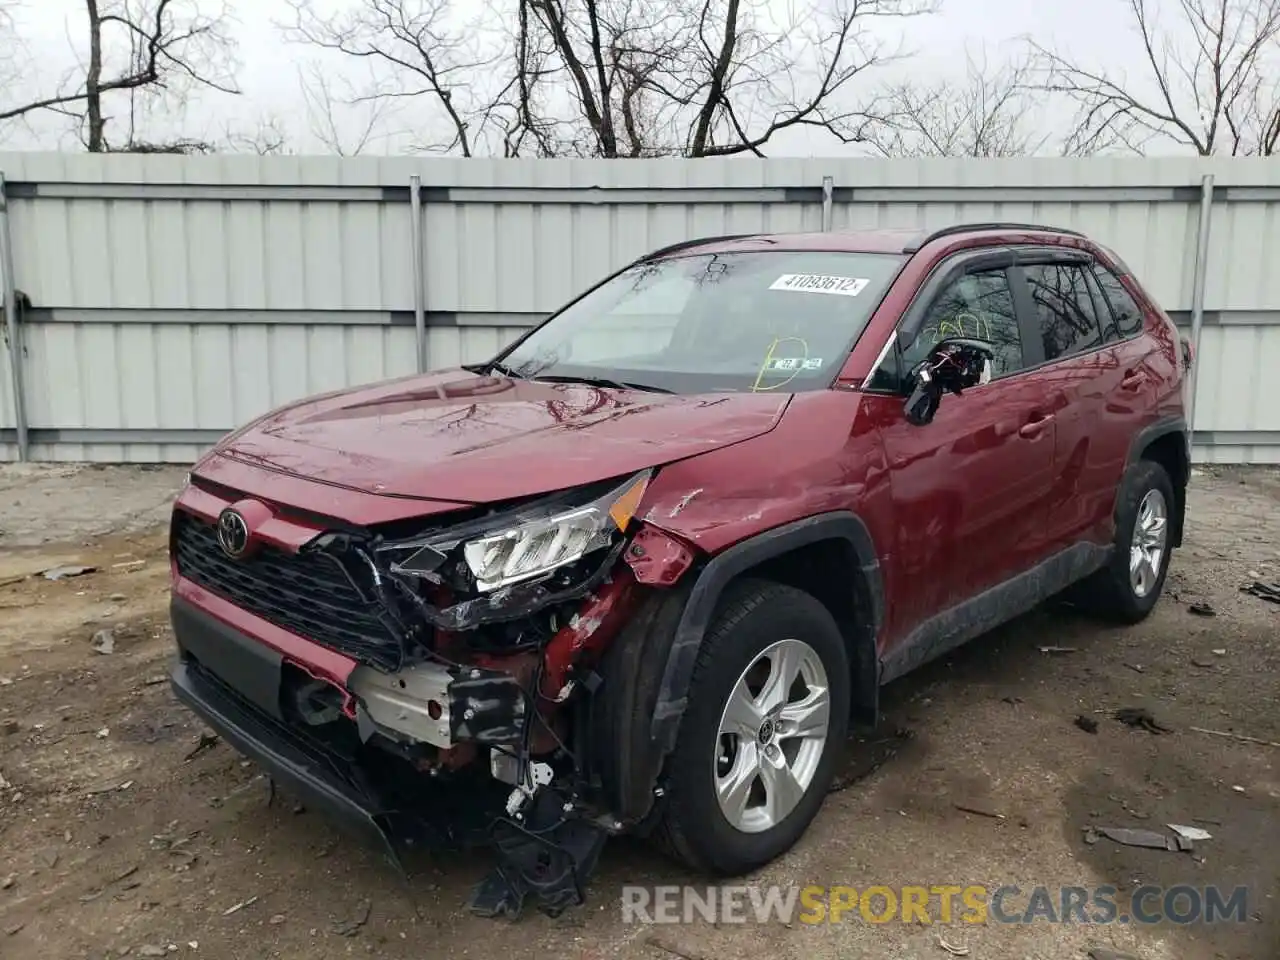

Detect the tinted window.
[
  {"left": 902, "top": 268, "right": 1024, "bottom": 379},
  {"left": 1024, "top": 263, "right": 1104, "bottom": 361},
  {"left": 1093, "top": 266, "right": 1144, "bottom": 338},
  {"left": 1084, "top": 269, "right": 1121, "bottom": 342},
  {"left": 501, "top": 250, "right": 906, "bottom": 395}
]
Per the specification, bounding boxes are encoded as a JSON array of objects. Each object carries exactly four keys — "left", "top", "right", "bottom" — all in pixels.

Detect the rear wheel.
[
  {"left": 1069, "top": 459, "right": 1175, "bottom": 623},
  {"left": 653, "top": 580, "right": 850, "bottom": 875}
]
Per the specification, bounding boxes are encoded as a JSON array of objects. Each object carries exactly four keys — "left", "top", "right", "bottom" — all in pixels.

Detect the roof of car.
[{"left": 646, "top": 223, "right": 1088, "bottom": 260}]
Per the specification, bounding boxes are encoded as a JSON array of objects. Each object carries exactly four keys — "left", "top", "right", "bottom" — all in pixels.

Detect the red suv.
[{"left": 168, "top": 222, "right": 1190, "bottom": 918}]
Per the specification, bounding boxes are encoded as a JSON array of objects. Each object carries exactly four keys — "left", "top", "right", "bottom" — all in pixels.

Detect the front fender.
[{"left": 648, "top": 511, "right": 884, "bottom": 753}]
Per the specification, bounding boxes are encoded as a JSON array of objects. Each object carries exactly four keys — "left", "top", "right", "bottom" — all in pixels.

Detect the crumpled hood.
[{"left": 216, "top": 369, "right": 790, "bottom": 504}]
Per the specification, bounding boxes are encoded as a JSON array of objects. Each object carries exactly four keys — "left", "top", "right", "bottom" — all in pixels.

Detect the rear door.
[
  {"left": 1011, "top": 250, "right": 1156, "bottom": 550},
  {"left": 861, "top": 248, "right": 1058, "bottom": 645}
]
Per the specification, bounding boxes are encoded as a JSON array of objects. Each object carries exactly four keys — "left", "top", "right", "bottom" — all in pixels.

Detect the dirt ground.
[{"left": 1, "top": 463, "right": 1277, "bottom": 960}]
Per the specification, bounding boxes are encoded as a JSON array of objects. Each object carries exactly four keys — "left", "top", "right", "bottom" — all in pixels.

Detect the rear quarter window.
[{"left": 1092, "top": 266, "right": 1144, "bottom": 339}]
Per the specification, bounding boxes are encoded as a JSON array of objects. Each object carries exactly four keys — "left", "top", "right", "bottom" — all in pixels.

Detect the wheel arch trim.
[
  {"left": 1126, "top": 414, "right": 1190, "bottom": 547},
  {"left": 649, "top": 511, "right": 884, "bottom": 751}
]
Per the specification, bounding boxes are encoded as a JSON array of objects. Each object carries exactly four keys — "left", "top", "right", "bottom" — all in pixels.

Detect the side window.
[
  {"left": 1093, "top": 266, "right": 1144, "bottom": 339},
  {"left": 902, "top": 268, "right": 1024, "bottom": 379},
  {"left": 1084, "top": 269, "right": 1121, "bottom": 343},
  {"left": 1023, "top": 263, "right": 1104, "bottom": 362}
]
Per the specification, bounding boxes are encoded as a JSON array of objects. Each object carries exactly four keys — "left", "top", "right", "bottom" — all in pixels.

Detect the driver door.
[{"left": 862, "top": 253, "right": 1059, "bottom": 647}]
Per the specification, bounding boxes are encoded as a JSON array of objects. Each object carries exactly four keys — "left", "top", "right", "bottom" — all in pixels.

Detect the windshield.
[{"left": 496, "top": 250, "right": 906, "bottom": 394}]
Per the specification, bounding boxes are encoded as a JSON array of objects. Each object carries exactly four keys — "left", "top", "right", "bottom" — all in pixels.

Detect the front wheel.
[{"left": 653, "top": 580, "right": 850, "bottom": 875}]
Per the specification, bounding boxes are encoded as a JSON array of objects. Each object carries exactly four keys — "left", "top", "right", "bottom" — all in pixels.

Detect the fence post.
[
  {"left": 1186, "top": 173, "right": 1215, "bottom": 443},
  {"left": 0, "top": 172, "right": 29, "bottom": 462},
  {"left": 409, "top": 173, "right": 427, "bottom": 373},
  {"left": 821, "top": 175, "right": 834, "bottom": 231}
]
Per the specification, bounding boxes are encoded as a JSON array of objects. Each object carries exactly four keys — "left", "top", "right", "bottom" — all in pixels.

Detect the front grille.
[{"left": 172, "top": 511, "right": 401, "bottom": 669}]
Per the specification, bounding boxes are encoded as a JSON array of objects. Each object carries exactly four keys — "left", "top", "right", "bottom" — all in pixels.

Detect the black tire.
[
  {"left": 653, "top": 579, "right": 850, "bottom": 875},
  {"left": 1068, "top": 459, "right": 1175, "bottom": 624}
]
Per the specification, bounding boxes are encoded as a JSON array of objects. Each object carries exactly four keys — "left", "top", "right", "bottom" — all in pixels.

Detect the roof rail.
[
  {"left": 635, "top": 234, "right": 758, "bottom": 263},
  {"left": 904, "top": 222, "right": 1087, "bottom": 253}
]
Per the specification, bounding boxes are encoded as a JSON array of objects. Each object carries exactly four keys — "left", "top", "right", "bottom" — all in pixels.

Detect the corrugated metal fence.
[{"left": 1, "top": 153, "right": 1278, "bottom": 464}]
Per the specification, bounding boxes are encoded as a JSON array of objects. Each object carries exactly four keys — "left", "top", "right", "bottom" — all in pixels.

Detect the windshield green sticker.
[
  {"left": 765, "top": 357, "right": 824, "bottom": 372},
  {"left": 769, "top": 273, "right": 869, "bottom": 297}
]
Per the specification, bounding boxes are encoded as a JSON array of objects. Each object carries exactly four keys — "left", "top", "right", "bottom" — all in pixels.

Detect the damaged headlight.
[{"left": 393, "top": 470, "right": 651, "bottom": 592}]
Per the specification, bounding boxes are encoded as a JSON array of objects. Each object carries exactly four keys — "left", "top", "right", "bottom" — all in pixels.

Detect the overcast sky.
[{"left": 0, "top": 0, "right": 1186, "bottom": 156}]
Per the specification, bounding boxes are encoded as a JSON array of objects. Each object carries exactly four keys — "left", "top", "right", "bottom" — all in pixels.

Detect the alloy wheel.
[
  {"left": 1129, "top": 488, "right": 1169, "bottom": 598},
  {"left": 713, "top": 638, "right": 831, "bottom": 834}
]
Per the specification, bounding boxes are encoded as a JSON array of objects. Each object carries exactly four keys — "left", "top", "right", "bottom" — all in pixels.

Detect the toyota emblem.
[{"left": 216, "top": 508, "right": 251, "bottom": 558}]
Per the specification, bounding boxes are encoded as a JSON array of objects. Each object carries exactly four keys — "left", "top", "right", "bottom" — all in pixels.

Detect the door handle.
[
  {"left": 1018, "top": 414, "right": 1054, "bottom": 439},
  {"left": 1120, "top": 369, "right": 1145, "bottom": 390}
]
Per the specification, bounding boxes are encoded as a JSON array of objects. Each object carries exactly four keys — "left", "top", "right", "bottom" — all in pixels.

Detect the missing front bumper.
[
  {"left": 168, "top": 597, "right": 500, "bottom": 855},
  {"left": 172, "top": 653, "right": 609, "bottom": 919},
  {"left": 169, "top": 594, "right": 617, "bottom": 920},
  {"left": 171, "top": 657, "right": 401, "bottom": 863},
  {"left": 349, "top": 659, "right": 527, "bottom": 749}
]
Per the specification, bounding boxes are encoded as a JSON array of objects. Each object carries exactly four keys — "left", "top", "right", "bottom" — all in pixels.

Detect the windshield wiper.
[
  {"left": 464, "top": 360, "right": 526, "bottom": 379},
  {"left": 529, "top": 374, "right": 673, "bottom": 394}
]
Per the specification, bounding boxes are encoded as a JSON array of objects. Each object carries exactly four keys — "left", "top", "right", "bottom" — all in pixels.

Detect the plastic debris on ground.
[
  {"left": 1085, "top": 823, "right": 1214, "bottom": 854},
  {"left": 90, "top": 629, "right": 115, "bottom": 655},
  {"left": 42, "top": 565, "right": 96, "bottom": 581},
  {"left": 1114, "top": 707, "right": 1172, "bottom": 734},
  {"left": 1241, "top": 580, "right": 1280, "bottom": 604}
]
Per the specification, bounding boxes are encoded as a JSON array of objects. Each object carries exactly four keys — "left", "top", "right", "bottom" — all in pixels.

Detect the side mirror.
[{"left": 903, "top": 337, "right": 995, "bottom": 426}]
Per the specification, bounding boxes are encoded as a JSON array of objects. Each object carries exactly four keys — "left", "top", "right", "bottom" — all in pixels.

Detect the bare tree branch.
[
  {"left": 687, "top": 0, "right": 739, "bottom": 156},
  {"left": 523, "top": 0, "right": 698, "bottom": 156},
  {"left": 282, "top": 0, "right": 935, "bottom": 158},
  {"left": 691, "top": 0, "right": 935, "bottom": 157},
  {"left": 0, "top": 0, "right": 240, "bottom": 152},
  {"left": 295, "top": 61, "right": 395, "bottom": 155},
  {"left": 864, "top": 47, "right": 1057, "bottom": 157},
  {"left": 222, "top": 115, "right": 293, "bottom": 155},
  {"left": 279, "top": 0, "right": 511, "bottom": 157},
  {"left": 113, "top": 136, "right": 214, "bottom": 153},
  {"left": 506, "top": 0, "right": 560, "bottom": 155},
  {"left": 0, "top": 2, "right": 33, "bottom": 143},
  {"left": 1026, "top": 0, "right": 1280, "bottom": 156}
]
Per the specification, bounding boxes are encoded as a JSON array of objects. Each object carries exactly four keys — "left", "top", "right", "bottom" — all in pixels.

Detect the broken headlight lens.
[
  {"left": 393, "top": 470, "right": 651, "bottom": 592},
  {"left": 462, "top": 472, "right": 650, "bottom": 591}
]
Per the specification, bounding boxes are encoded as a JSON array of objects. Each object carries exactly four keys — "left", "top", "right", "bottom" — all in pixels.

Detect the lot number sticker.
[
  {"left": 765, "top": 357, "right": 825, "bottom": 371},
  {"left": 769, "top": 274, "right": 869, "bottom": 297}
]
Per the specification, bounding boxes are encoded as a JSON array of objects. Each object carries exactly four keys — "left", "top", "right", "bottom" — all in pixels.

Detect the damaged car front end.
[{"left": 169, "top": 465, "right": 697, "bottom": 919}]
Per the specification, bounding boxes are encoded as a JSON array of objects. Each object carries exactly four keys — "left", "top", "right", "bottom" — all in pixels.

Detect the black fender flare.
[
  {"left": 1126, "top": 414, "right": 1189, "bottom": 547},
  {"left": 1126, "top": 414, "right": 1189, "bottom": 469},
  {"left": 649, "top": 511, "right": 885, "bottom": 752}
]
